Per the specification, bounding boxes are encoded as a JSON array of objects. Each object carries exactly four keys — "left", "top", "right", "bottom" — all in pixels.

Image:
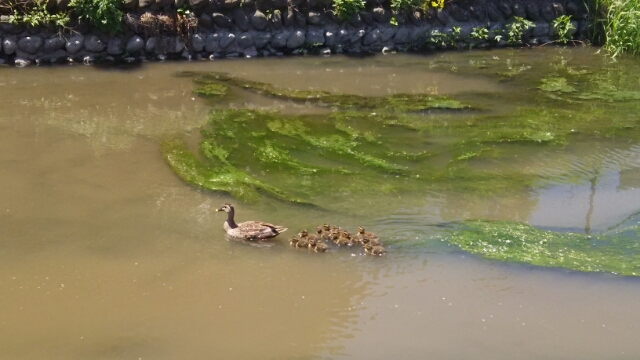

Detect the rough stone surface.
[
  {"left": 232, "top": 8, "right": 250, "bottom": 31},
  {"left": 205, "top": 33, "right": 220, "bottom": 52},
  {"left": 448, "top": 5, "right": 469, "bottom": 22},
  {"left": 146, "top": 37, "right": 158, "bottom": 53},
  {"left": 85, "top": 35, "right": 106, "bottom": 52},
  {"left": 306, "top": 28, "right": 324, "bottom": 45},
  {"left": 324, "top": 30, "right": 335, "bottom": 47},
  {"left": 526, "top": 3, "right": 541, "bottom": 21},
  {"left": 271, "top": 10, "right": 283, "bottom": 30},
  {"left": 220, "top": 32, "right": 236, "bottom": 49},
  {"left": 189, "top": 0, "right": 208, "bottom": 8},
  {"left": 3, "top": 38, "right": 17, "bottom": 55},
  {"left": 192, "top": 33, "right": 205, "bottom": 52},
  {"left": 107, "top": 38, "right": 124, "bottom": 55},
  {"left": 251, "top": 10, "right": 269, "bottom": 30},
  {"left": 18, "top": 36, "right": 43, "bottom": 54},
  {"left": 363, "top": 28, "right": 381, "bottom": 46},
  {"left": 307, "top": 11, "right": 323, "bottom": 26},
  {"left": 271, "top": 31, "right": 289, "bottom": 48},
  {"left": 212, "top": 13, "right": 232, "bottom": 28},
  {"left": 126, "top": 35, "right": 145, "bottom": 53},
  {"left": 139, "top": 0, "right": 155, "bottom": 7},
  {"left": 243, "top": 46, "right": 258, "bottom": 57},
  {"left": 372, "top": 7, "right": 390, "bottom": 23},
  {"left": 393, "top": 28, "right": 409, "bottom": 44},
  {"left": 486, "top": 3, "right": 503, "bottom": 22},
  {"left": 238, "top": 32, "right": 254, "bottom": 48},
  {"left": 254, "top": 32, "right": 272, "bottom": 48},
  {"left": 287, "top": 30, "right": 305, "bottom": 48},
  {"left": 44, "top": 37, "right": 66, "bottom": 54},
  {"left": 65, "top": 35, "right": 84, "bottom": 54}
]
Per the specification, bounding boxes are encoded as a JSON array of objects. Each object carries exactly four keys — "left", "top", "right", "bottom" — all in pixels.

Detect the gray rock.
[
  {"left": 243, "top": 46, "right": 258, "bottom": 57},
  {"left": 306, "top": 28, "right": 324, "bottom": 45},
  {"left": 123, "top": 0, "right": 138, "bottom": 9},
  {"left": 43, "top": 37, "right": 65, "bottom": 53},
  {"left": 363, "top": 28, "right": 380, "bottom": 46},
  {"left": 526, "top": 3, "right": 541, "bottom": 21},
  {"left": 270, "top": 10, "right": 283, "bottom": 30},
  {"left": 220, "top": 32, "right": 236, "bottom": 49},
  {"left": 541, "top": 4, "right": 555, "bottom": 21},
  {"left": 336, "top": 29, "right": 350, "bottom": 45},
  {"left": 349, "top": 13, "right": 363, "bottom": 27},
  {"left": 552, "top": 3, "right": 565, "bottom": 17},
  {"left": 486, "top": 3, "right": 503, "bottom": 22},
  {"left": 107, "top": 38, "right": 124, "bottom": 55},
  {"left": 192, "top": 33, "right": 205, "bottom": 52},
  {"left": 498, "top": 0, "right": 512, "bottom": 17},
  {"left": 126, "top": 35, "right": 145, "bottom": 53},
  {"left": 0, "top": 18, "right": 24, "bottom": 35},
  {"left": 205, "top": 33, "right": 220, "bottom": 52},
  {"left": 307, "top": 11, "right": 323, "bottom": 26},
  {"left": 273, "top": 0, "right": 286, "bottom": 8},
  {"left": 512, "top": 2, "right": 526, "bottom": 18},
  {"left": 199, "top": 13, "right": 214, "bottom": 29},
  {"left": 65, "top": 35, "right": 84, "bottom": 54},
  {"left": 146, "top": 37, "right": 158, "bottom": 53},
  {"left": 172, "top": 37, "right": 185, "bottom": 53},
  {"left": 448, "top": 5, "right": 468, "bottom": 22},
  {"left": 350, "top": 29, "right": 366, "bottom": 43},
  {"left": 3, "top": 38, "right": 16, "bottom": 55},
  {"left": 212, "top": 13, "right": 233, "bottom": 28},
  {"left": 251, "top": 10, "right": 269, "bottom": 30},
  {"left": 223, "top": 0, "right": 241, "bottom": 8},
  {"left": 272, "top": 32, "right": 289, "bottom": 48},
  {"left": 360, "top": 11, "right": 374, "bottom": 26},
  {"left": 324, "top": 31, "right": 335, "bottom": 47},
  {"left": 436, "top": 9, "right": 449, "bottom": 25},
  {"left": 410, "top": 26, "right": 428, "bottom": 43},
  {"left": 189, "top": 0, "right": 208, "bottom": 8},
  {"left": 287, "top": 30, "right": 305, "bottom": 48},
  {"left": 138, "top": 0, "right": 155, "bottom": 7},
  {"left": 238, "top": 32, "right": 254, "bottom": 48},
  {"left": 393, "top": 27, "right": 410, "bottom": 44},
  {"left": 565, "top": 1, "right": 581, "bottom": 16},
  {"left": 380, "top": 26, "right": 395, "bottom": 42},
  {"left": 232, "top": 8, "right": 250, "bottom": 31},
  {"left": 85, "top": 35, "right": 106, "bottom": 52},
  {"left": 533, "top": 22, "right": 549, "bottom": 37},
  {"left": 254, "top": 32, "right": 272, "bottom": 48},
  {"left": 175, "top": 0, "right": 186, "bottom": 7},
  {"left": 372, "top": 7, "right": 390, "bottom": 23},
  {"left": 226, "top": 52, "right": 239, "bottom": 57},
  {"left": 294, "top": 9, "right": 307, "bottom": 28},
  {"left": 470, "top": 6, "right": 486, "bottom": 22},
  {"left": 18, "top": 36, "right": 43, "bottom": 54},
  {"left": 283, "top": 8, "right": 295, "bottom": 28},
  {"left": 14, "top": 58, "right": 30, "bottom": 67}
]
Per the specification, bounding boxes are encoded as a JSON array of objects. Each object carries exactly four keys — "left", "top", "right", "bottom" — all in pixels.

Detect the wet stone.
[
  {"left": 232, "top": 8, "right": 250, "bottom": 31},
  {"left": 270, "top": 10, "right": 283, "bottom": 30},
  {"left": 253, "top": 32, "right": 272, "bottom": 48},
  {"left": 498, "top": 0, "right": 512, "bottom": 17},
  {"left": 238, "top": 32, "right": 254, "bottom": 48},
  {"left": 324, "top": 30, "right": 335, "bottom": 47},
  {"left": 18, "top": 36, "right": 43, "bottom": 54},
  {"left": 126, "top": 35, "right": 145, "bottom": 53},
  {"left": 251, "top": 10, "right": 269, "bottom": 30},
  {"left": 541, "top": 4, "right": 556, "bottom": 21},
  {"left": 486, "top": 3, "right": 503, "bottom": 22},
  {"left": 372, "top": 7, "right": 390, "bottom": 23},
  {"left": 43, "top": 37, "right": 65, "bottom": 54},
  {"left": 380, "top": 27, "right": 396, "bottom": 42},
  {"left": 220, "top": 32, "right": 236, "bottom": 49},
  {"left": 436, "top": 9, "right": 449, "bottom": 25},
  {"left": 85, "top": 35, "right": 105, "bottom": 52},
  {"left": 448, "top": 5, "right": 469, "bottom": 22},
  {"left": 350, "top": 29, "right": 366, "bottom": 44},
  {"left": 192, "top": 33, "right": 205, "bottom": 52},
  {"left": 393, "top": 27, "right": 409, "bottom": 44},
  {"left": 363, "top": 28, "right": 380, "bottom": 46},
  {"left": 212, "top": 13, "right": 232, "bottom": 28},
  {"left": 107, "top": 38, "right": 124, "bottom": 55},
  {"left": 65, "top": 35, "right": 84, "bottom": 54},
  {"left": 271, "top": 31, "right": 289, "bottom": 48},
  {"left": 3, "top": 38, "right": 16, "bottom": 55},
  {"left": 307, "top": 11, "right": 323, "bottom": 26},
  {"left": 306, "top": 28, "right": 324, "bottom": 45},
  {"left": 526, "top": 3, "right": 541, "bottom": 21},
  {"left": 512, "top": 2, "right": 526, "bottom": 18},
  {"left": 287, "top": 30, "right": 305, "bottom": 48}
]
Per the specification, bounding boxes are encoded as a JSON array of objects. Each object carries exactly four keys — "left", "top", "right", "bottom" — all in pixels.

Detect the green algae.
[
  {"left": 192, "top": 83, "right": 227, "bottom": 97},
  {"left": 445, "top": 220, "right": 640, "bottom": 276},
  {"left": 539, "top": 77, "right": 576, "bottom": 93},
  {"left": 179, "top": 71, "right": 470, "bottom": 112}
]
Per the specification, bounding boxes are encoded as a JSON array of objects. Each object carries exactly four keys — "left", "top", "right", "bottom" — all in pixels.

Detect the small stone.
[
  {"left": 350, "top": 29, "right": 366, "bottom": 44},
  {"left": 123, "top": 56, "right": 136, "bottom": 63},
  {"left": 324, "top": 31, "right": 335, "bottom": 47},
  {"left": 307, "top": 11, "right": 323, "bottom": 26}
]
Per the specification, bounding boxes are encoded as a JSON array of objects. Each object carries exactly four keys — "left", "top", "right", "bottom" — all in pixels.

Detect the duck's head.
[
  {"left": 364, "top": 243, "right": 373, "bottom": 251},
  {"left": 298, "top": 229, "right": 309, "bottom": 237},
  {"left": 322, "top": 223, "right": 331, "bottom": 231},
  {"left": 357, "top": 226, "right": 365, "bottom": 234},
  {"left": 315, "top": 226, "right": 323, "bottom": 234},
  {"left": 216, "top": 203, "right": 234, "bottom": 213}
]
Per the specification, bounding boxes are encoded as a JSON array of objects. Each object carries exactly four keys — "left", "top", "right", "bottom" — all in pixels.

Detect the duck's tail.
[{"left": 275, "top": 226, "right": 288, "bottom": 234}]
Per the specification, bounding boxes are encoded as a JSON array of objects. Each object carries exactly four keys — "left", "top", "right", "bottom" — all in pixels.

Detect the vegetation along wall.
[{"left": 0, "top": 0, "right": 589, "bottom": 66}]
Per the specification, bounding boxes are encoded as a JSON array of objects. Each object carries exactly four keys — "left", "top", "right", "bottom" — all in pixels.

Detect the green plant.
[
  {"left": 601, "top": 0, "right": 640, "bottom": 57},
  {"left": 4, "top": 0, "right": 70, "bottom": 28},
  {"left": 552, "top": 15, "right": 575, "bottom": 44},
  {"left": 70, "top": 0, "right": 124, "bottom": 35},
  {"left": 471, "top": 27, "right": 488, "bottom": 40},
  {"left": 332, "top": 0, "right": 365, "bottom": 21},
  {"left": 507, "top": 16, "right": 535, "bottom": 44},
  {"left": 451, "top": 26, "right": 461, "bottom": 38},
  {"left": 391, "top": 0, "right": 421, "bottom": 13}
]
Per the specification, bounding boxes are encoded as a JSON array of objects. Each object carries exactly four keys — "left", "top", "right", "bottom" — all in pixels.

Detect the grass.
[{"left": 591, "top": 0, "right": 640, "bottom": 57}]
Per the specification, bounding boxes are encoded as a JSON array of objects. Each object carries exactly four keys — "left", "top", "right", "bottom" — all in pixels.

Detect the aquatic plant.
[
  {"left": 445, "top": 220, "right": 640, "bottom": 276},
  {"left": 507, "top": 16, "right": 535, "bottom": 44},
  {"left": 590, "top": 0, "right": 640, "bottom": 57},
  {"left": 552, "top": 15, "right": 576, "bottom": 44},
  {"left": 192, "top": 83, "right": 227, "bottom": 97}
]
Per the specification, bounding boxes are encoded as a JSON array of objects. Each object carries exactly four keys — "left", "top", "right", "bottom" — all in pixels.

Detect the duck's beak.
[{"left": 215, "top": 208, "right": 221, "bottom": 212}]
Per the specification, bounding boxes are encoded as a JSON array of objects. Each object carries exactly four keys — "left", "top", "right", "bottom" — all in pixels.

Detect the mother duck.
[{"left": 216, "top": 203, "right": 287, "bottom": 240}]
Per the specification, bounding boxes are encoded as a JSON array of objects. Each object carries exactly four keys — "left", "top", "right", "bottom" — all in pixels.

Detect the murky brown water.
[{"left": 2, "top": 50, "right": 640, "bottom": 359}]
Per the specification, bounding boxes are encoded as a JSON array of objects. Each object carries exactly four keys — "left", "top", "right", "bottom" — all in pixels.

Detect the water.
[{"left": 2, "top": 48, "right": 640, "bottom": 359}]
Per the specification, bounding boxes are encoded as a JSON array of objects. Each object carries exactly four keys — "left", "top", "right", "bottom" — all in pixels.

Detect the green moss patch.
[{"left": 445, "top": 220, "right": 640, "bottom": 276}]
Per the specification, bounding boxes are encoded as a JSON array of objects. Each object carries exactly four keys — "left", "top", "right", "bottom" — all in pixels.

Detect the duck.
[
  {"left": 289, "top": 237, "right": 299, "bottom": 247},
  {"left": 364, "top": 243, "right": 386, "bottom": 256},
  {"left": 216, "top": 203, "right": 287, "bottom": 240},
  {"left": 298, "top": 229, "right": 320, "bottom": 242},
  {"left": 357, "top": 227, "right": 379, "bottom": 241},
  {"left": 318, "top": 224, "right": 332, "bottom": 240},
  {"left": 360, "top": 236, "right": 383, "bottom": 247},
  {"left": 334, "top": 233, "right": 352, "bottom": 247},
  {"left": 296, "top": 237, "right": 310, "bottom": 248}
]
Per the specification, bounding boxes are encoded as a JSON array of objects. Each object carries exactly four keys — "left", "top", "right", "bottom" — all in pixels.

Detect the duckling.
[
  {"left": 299, "top": 229, "right": 320, "bottom": 243},
  {"left": 334, "top": 233, "right": 351, "bottom": 247},
  {"left": 296, "top": 237, "right": 309, "bottom": 248},
  {"left": 315, "top": 226, "right": 328, "bottom": 241},
  {"left": 289, "top": 237, "right": 299, "bottom": 247},
  {"left": 307, "top": 238, "right": 328, "bottom": 253},
  {"left": 364, "top": 243, "right": 386, "bottom": 256},
  {"left": 361, "top": 236, "right": 383, "bottom": 247},
  {"left": 216, "top": 203, "right": 287, "bottom": 240},
  {"left": 357, "top": 227, "right": 379, "bottom": 242}
]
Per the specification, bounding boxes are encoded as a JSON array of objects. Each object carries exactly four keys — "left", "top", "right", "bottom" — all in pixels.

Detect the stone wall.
[{"left": 0, "top": 0, "right": 588, "bottom": 66}]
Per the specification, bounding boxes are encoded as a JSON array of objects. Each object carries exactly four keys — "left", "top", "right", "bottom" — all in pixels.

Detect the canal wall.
[{"left": 0, "top": 0, "right": 588, "bottom": 66}]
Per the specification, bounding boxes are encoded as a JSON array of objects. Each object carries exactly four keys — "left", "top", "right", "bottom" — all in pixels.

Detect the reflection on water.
[{"left": 2, "top": 48, "right": 640, "bottom": 359}]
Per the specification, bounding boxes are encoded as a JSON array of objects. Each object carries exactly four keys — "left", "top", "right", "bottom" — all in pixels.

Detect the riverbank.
[{"left": 0, "top": 0, "right": 588, "bottom": 66}]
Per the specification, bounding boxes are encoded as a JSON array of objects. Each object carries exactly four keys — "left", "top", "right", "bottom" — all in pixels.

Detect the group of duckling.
[{"left": 289, "top": 224, "right": 387, "bottom": 256}]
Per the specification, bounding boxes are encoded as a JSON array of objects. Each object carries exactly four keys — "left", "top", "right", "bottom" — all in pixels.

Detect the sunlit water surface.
[{"left": 2, "top": 48, "right": 640, "bottom": 359}]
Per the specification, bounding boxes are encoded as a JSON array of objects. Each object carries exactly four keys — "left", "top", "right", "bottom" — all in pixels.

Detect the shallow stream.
[{"left": 2, "top": 47, "right": 640, "bottom": 359}]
